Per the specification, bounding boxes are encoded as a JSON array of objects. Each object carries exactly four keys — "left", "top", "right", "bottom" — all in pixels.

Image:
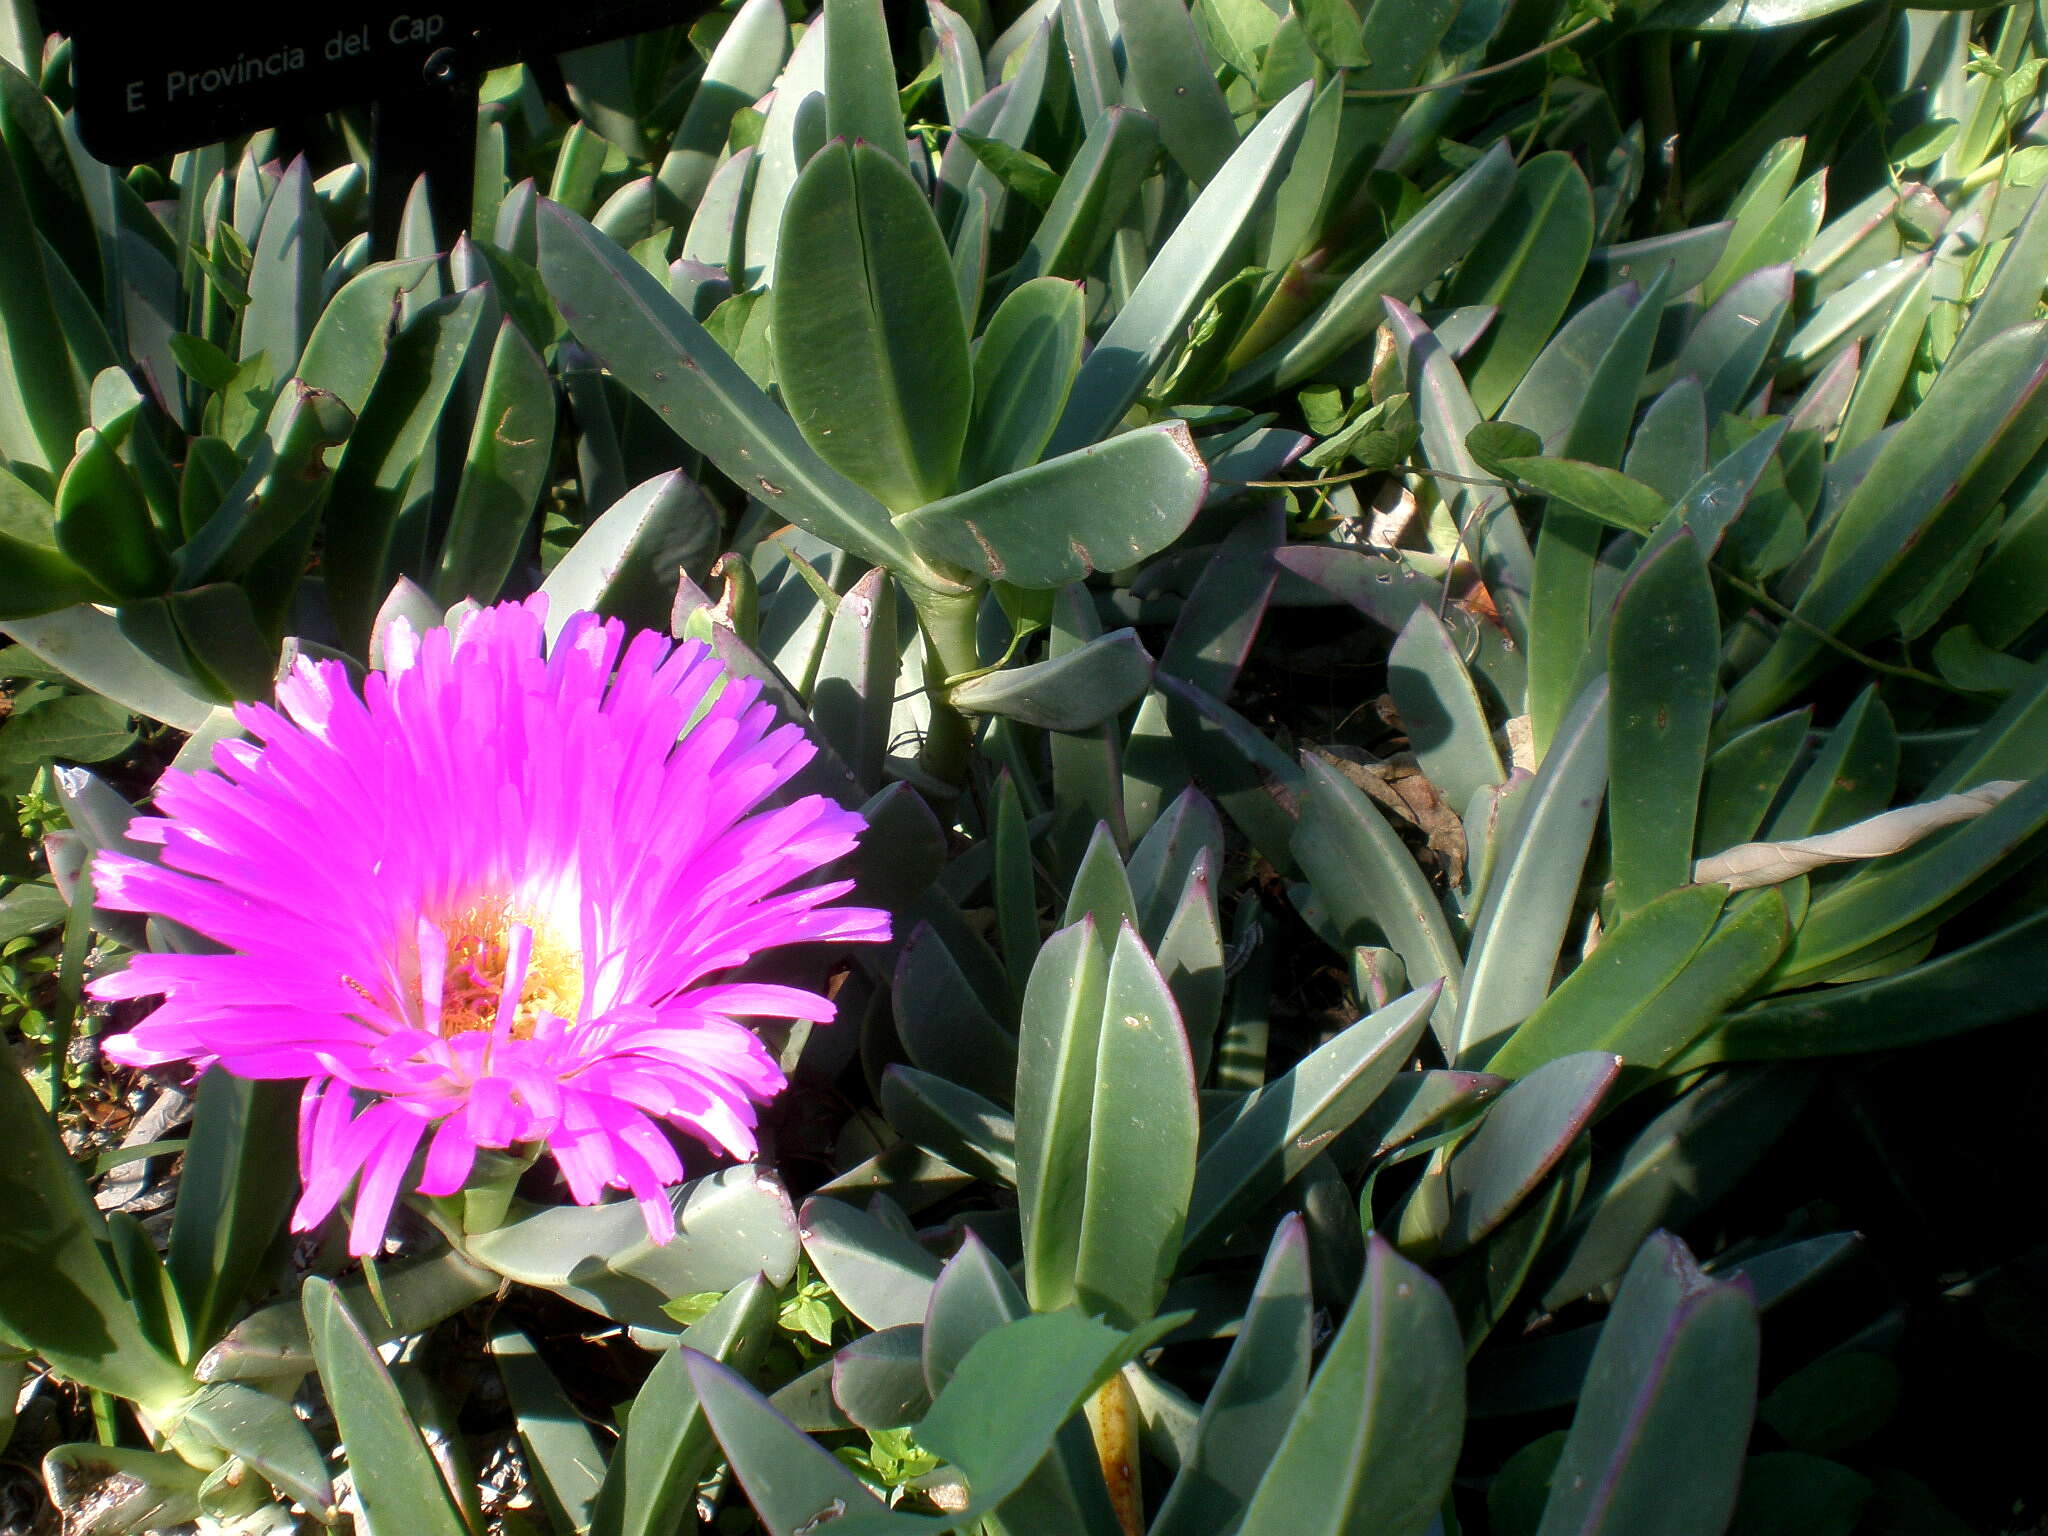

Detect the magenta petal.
[
  {"left": 347, "top": 1113, "right": 428, "bottom": 1256},
  {"left": 417, "top": 1116, "right": 479, "bottom": 1196}
]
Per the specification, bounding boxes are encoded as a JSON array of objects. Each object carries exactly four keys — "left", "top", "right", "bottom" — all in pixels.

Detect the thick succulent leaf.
[
  {"left": 951, "top": 627, "right": 1153, "bottom": 730},
  {"left": 1540, "top": 1070, "right": 1812, "bottom": 1307},
  {"left": 1003, "top": 107, "right": 1161, "bottom": 296},
  {"left": 1154, "top": 855, "right": 1229, "bottom": 1099},
  {"left": 1159, "top": 672, "right": 1305, "bottom": 874},
  {"left": 1729, "top": 322, "right": 2048, "bottom": 728},
  {"left": 924, "top": 1231, "right": 1027, "bottom": 1393},
  {"left": 1704, "top": 153, "right": 1823, "bottom": 304},
  {"left": 167, "top": 1073, "right": 300, "bottom": 1357},
  {"left": 177, "top": 382, "right": 356, "bottom": 589},
  {"left": 0, "top": 465, "right": 109, "bottom": 619},
  {"left": 1636, "top": 0, "right": 1866, "bottom": 28},
  {"left": 824, "top": 0, "right": 908, "bottom": 164},
  {"left": 1782, "top": 255, "right": 1926, "bottom": 380},
  {"left": 1533, "top": 1233, "right": 1759, "bottom": 1536},
  {"left": 591, "top": 1279, "right": 778, "bottom": 1536},
  {"left": 537, "top": 470, "right": 715, "bottom": 636},
  {"left": 658, "top": 0, "right": 788, "bottom": 213},
  {"left": 1127, "top": 787, "right": 1227, "bottom": 948},
  {"left": 899, "top": 421, "right": 1207, "bottom": 588},
  {"left": 1111, "top": 0, "right": 1241, "bottom": 184},
  {"left": 800, "top": 1195, "right": 943, "bottom": 1331},
  {"left": 53, "top": 429, "right": 170, "bottom": 600},
  {"left": 1060, "top": 0, "right": 1119, "bottom": 121},
  {"left": 41, "top": 1444, "right": 205, "bottom": 1536},
  {"left": 1016, "top": 918, "right": 1112, "bottom": 1312},
  {"left": 1235, "top": 1236, "right": 1465, "bottom": 1536},
  {"left": 321, "top": 288, "right": 487, "bottom": 648},
  {"left": 962, "top": 277, "right": 1086, "bottom": 487},
  {"left": 1123, "top": 503, "right": 1285, "bottom": 839},
  {"left": 177, "top": 1380, "right": 335, "bottom": 1516},
  {"left": 739, "top": 14, "right": 830, "bottom": 284},
  {"left": 239, "top": 157, "right": 327, "bottom": 394},
  {"left": 1387, "top": 299, "right": 1534, "bottom": 645},
  {"left": 1073, "top": 923, "right": 1200, "bottom": 1328},
  {"left": 433, "top": 319, "right": 556, "bottom": 605},
  {"left": 1443, "top": 153, "right": 1596, "bottom": 416},
  {"left": 895, "top": 919, "right": 1019, "bottom": 1103},
  {"left": 1697, "top": 712, "right": 1809, "bottom": 855},
  {"left": 1501, "top": 275, "right": 1652, "bottom": 460},
  {"left": 302, "top": 1278, "right": 473, "bottom": 1536},
  {"left": 465, "top": 1165, "right": 799, "bottom": 1329},
  {"left": 1951, "top": 181, "right": 2048, "bottom": 368},
  {"left": 684, "top": 1351, "right": 888, "bottom": 1536},
  {"left": 492, "top": 1330, "right": 605, "bottom": 1535},
  {"left": 199, "top": 1248, "right": 497, "bottom": 1383},
  {"left": 1150, "top": 1217, "right": 1314, "bottom": 1536},
  {"left": 1521, "top": 258, "right": 1658, "bottom": 755},
  {"left": 1672, "top": 265, "right": 1794, "bottom": 421},
  {"left": 0, "top": 143, "right": 86, "bottom": 474},
  {"left": 949, "top": 20, "right": 1052, "bottom": 234},
  {"left": 0, "top": 1058, "right": 192, "bottom": 1411},
  {"left": 920, "top": 1235, "right": 1126, "bottom": 1536},
  {"left": 930, "top": 0, "right": 986, "bottom": 125},
  {"left": 1764, "top": 686, "right": 1896, "bottom": 840},
  {"left": 1473, "top": 1234, "right": 1859, "bottom": 1421},
  {"left": 1414, "top": 1051, "right": 1619, "bottom": 1261},
  {"left": 1485, "top": 887, "right": 1784, "bottom": 1079},
  {"left": 1293, "top": 753, "right": 1466, "bottom": 1030},
  {"left": 832, "top": 1325, "right": 932, "bottom": 1430},
  {"left": 810, "top": 566, "right": 900, "bottom": 790},
  {"left": 881, "top": 1067, "right": 1018, "bottom": 1187},
  {"left": 1389, "top": 605, "right": 1506, "bottom": 813},
  {"left": 1607, "top": 528, "right": 1717, "bottom": 915},
  {"left": 914, "top": 1311, "right": 1182, "bottom": 1523},
  {"left": 1456, "top": 678, "right": 1610, "bottom": 1067},
  {"left": 772, "top": 140, "right": 971, "bottom": 512},
  {"left": 1273, "top": 545, "right": 1449, "bottom": 633},
  {"left": 1185, "top": 984, "right": 1440, "bottom": 1259},
  {"left": 1688, "top": 904, "right": 2048, "bottom": 1063}
]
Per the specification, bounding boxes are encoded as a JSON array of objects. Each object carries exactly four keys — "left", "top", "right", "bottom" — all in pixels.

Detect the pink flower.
[{"left": 92, "top": 599, "right": 889, "bottom": 1255}]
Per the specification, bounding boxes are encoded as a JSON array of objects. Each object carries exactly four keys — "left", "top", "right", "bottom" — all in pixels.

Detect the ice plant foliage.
[{"left": 91, "top": 599, "right": 889, "bottom": 1254}]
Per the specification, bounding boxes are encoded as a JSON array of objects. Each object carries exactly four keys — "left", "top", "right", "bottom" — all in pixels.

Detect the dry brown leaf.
[
  {"left": 1693, "top": 780, "right": 2025, "bottom": 891},
  {"left": 1314, "top": 746, "right": 1469, "bottom": 886}
]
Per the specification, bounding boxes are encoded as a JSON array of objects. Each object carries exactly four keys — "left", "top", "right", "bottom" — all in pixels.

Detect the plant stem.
[
  {"left": 1344, "top": 18, "right": 1603, "bottom": 100},
  {"left": 1712, "top": 568, "right": 1968, "bottom": 695},
  {"left": 907, "top": 582, "right": 986, "bottom": 790}
]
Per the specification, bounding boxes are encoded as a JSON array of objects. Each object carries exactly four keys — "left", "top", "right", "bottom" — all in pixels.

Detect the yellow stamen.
[{"left": 434, "top": 900, "right": 585, "bottom": 1039}]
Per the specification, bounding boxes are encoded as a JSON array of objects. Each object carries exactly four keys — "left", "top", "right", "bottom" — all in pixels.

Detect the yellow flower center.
[{"left": 435, "top": 901, "right": 585, "bottom": 1039}]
